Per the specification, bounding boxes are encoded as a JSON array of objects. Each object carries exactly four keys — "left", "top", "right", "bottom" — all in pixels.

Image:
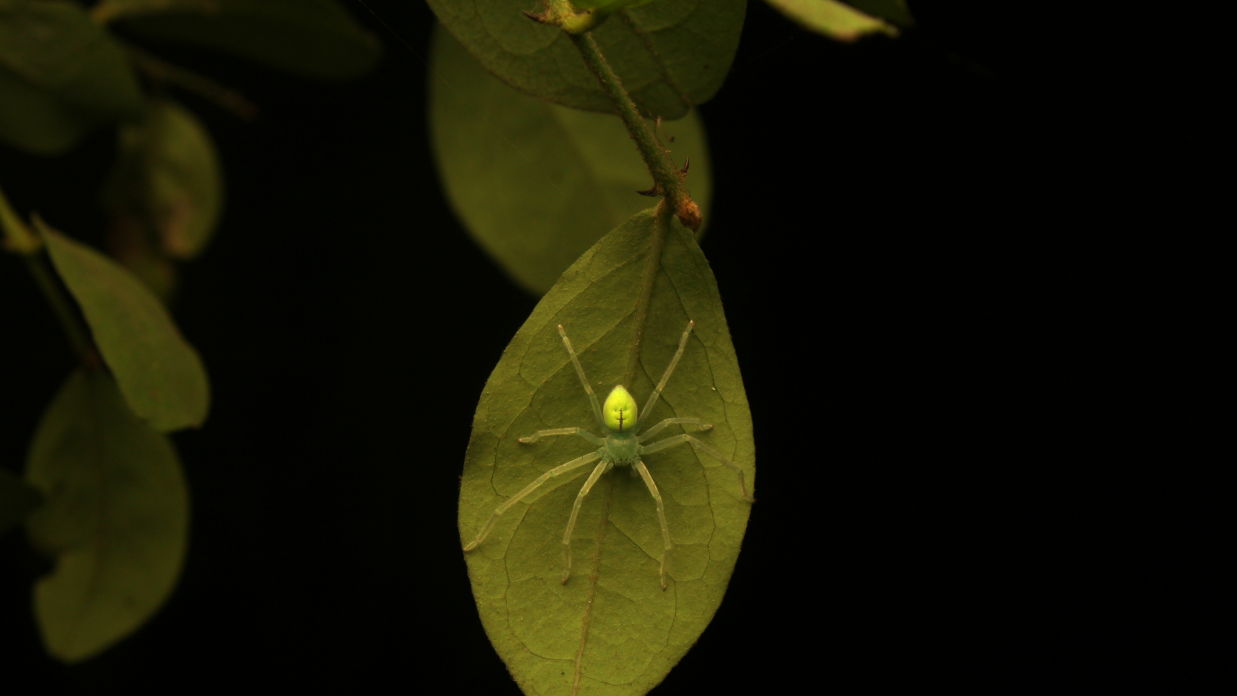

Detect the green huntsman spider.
[{"left": 463, "top": 320, "right": 753, "bottom": 590}]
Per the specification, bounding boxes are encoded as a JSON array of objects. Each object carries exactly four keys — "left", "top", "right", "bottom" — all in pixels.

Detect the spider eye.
[{"left": 602, "top": 385, "right": 638, "bottom": 432}]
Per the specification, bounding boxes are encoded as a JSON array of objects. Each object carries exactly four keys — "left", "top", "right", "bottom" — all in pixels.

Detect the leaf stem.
[
  {"left": 0, "top": 186, "right": 39, "bottom": 254},
  {"left": 566, "top": 31, "right": 701, "bottom": 231},
  {"left": 121, "top": 42, "right": 258, "bottom": 121},
  {"left": 1, "top": 189, "right": 100, "bottom": 367},
  {"left": 25, "top": 250, "right": 101, "bottom": 368}
]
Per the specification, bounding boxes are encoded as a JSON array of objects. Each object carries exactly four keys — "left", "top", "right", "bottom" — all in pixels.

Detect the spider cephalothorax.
[{"left": 462, "top": 321, "right": 752, "bottom": 590}]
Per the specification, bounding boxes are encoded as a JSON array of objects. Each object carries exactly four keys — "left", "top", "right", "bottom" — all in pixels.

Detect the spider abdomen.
[{"left": 603, "top": 385, "right": 638, "bottom": 433}]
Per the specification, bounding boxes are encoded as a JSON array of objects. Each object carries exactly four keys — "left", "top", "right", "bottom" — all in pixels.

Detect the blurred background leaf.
[
  {"left": 25, "top": 369, "right": 188, "bottom": 663},
  {"left": 0, "top": 467, "right": 42, "bottom": 537},
  {"left": 0, "top": 0, "right": 143, "bottom": 153},
  {"left": 40, "top": 220, "right": 210, "bottom": 431},
  {"left": 109, "top": 98, "right": 222, "bottom": 261},
  {"left": 101, "top": 97, "right": 223, "bottom": 298},
  {"left": 764, "top": 0, "right": 900, "bottom": 41},
  {"left": 430, "top": 27, "right": 712, "bottom": 294},
  {"left": 98, "top": 0, "right": 381, "bottom": 80}
]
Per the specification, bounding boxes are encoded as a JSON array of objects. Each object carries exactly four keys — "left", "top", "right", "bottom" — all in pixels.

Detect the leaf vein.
[
  {"left": 617, "top": 7, "right": 691, "bottom": 112},
  {"left": 573, "top": 476, "right": 615, "bottom": 694}
]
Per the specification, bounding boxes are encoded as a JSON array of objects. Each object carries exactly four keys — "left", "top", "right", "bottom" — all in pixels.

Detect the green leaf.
[
  {"left": 0, "top": 68, "right": 95, "bottom": 155},
  {"left": 427, "top": 0, "right": 746, "bottom": 119},
  {"left": 39, "top": 220, "right": 210, "bottom": 431},
  {"left": 0, "top": 0, "right": 143, "bottom": 153},
  {"left": 0, "top": 468, "right": 42, "bottom": 537},
  {"left": 104, "top": 97, "right": 223, "bottom": 261},
  {"left": 765, "top": 0, "right": 899, "bottom": 41},
  {"left": 25, "top": 369, "right": 188, "bottom": 663},
  {"left": 460, "top": 208, "right": 754, "bottom": 695},
  {"left": 430, "top": 28, "right": 712, "bottom": 294},
  {"left": 100, "top": 0, "right": 381, "bottom": 80},
  {"left": 101, "top": 217, "right": 181, "bottom": 301},
  {"left": 0, "top": 183, "right": 38, "bottom": 252}
]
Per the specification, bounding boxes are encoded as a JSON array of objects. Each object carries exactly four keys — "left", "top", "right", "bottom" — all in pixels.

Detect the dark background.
[{"left": 1, "top": 1, "right": 1214, "bottom": 692}]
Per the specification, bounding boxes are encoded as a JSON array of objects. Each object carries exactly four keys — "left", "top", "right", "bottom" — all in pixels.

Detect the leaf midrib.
[
  {"left": 572, "top": 476, "right": 615, "bottom": 694},
  {"left": 623, "top": 209, "right": 669, "bottom": 386},
  {"left": 572, "top": 209, "right": 670, "bottom": 692}
]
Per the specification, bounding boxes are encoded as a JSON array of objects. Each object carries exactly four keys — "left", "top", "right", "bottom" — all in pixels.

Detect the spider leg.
[
  {"left": 638, "top": 416, "right": 711, "bottom": 441},
  {"left": 561, "top": 459, "right": 612, "bottom": 585},
  {"left": 558, "top": 324, "right": 605, "bottom": 431},
  {"left": 639, "top": 433, "right": 754, "bottom": 502},
  {"left": 518, "top": 427, "right": 604, "bottom": 445},
  {"left": 463, "top": 450, "right": 602, "bottom": 552},
  {"left": 633, "top": 459, "right": 672, "bottom": 591},
  {"left": 642, "top": 320, "right": 694, "bottom": 419}
]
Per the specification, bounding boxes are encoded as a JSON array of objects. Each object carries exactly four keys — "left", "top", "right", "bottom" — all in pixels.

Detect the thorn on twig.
[
  {"left": 636, "top": 184, "right": 660, "bottom": 197},
  {"left": 679, "top": 157, "right": 690, "bottom": 177},
  {"left": 522, "top": 9, "right": 549, "bottom": 23}
]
